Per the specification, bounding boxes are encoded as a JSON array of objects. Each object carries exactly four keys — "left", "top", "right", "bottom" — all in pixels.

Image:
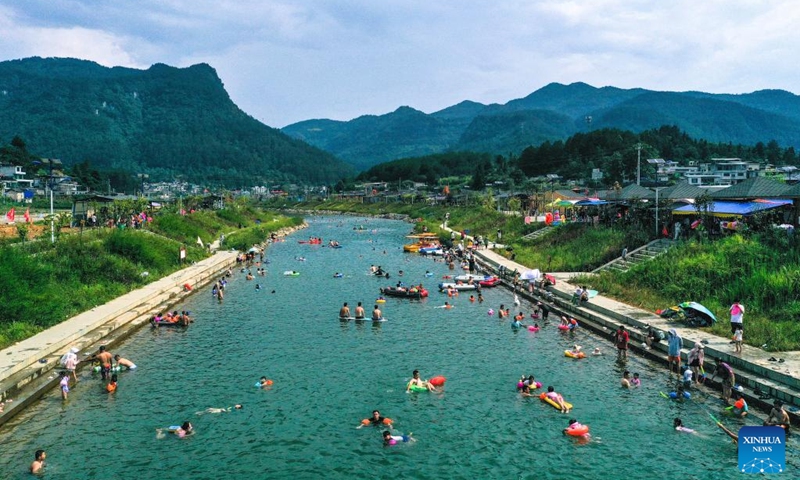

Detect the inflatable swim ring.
[
  {"left": 539, "top": 392, "right": 573, "bottom": 410},
  {"left": 255, "top": 379, "right": 274, "bottom": 387},
  {"left": 558, "top": 325, "right": 570, "bottom": 331},
  {"left": 93, "top": 365, "right": 121, "bottom": 373},
  {"left": 668, "top": 391, "right": 691, "bottom": 399},
  {"left": 564, "top": 350, "right": 586, "bottom": 359},
  {"left": 565, "top": 424, "right": 590, "bottom": 436},
  {"left": 283, "top": 271, "right": 300, "bottom": 276},
  {"left": 528, "top": 326, "right": 540, "bottom": 332},
  {"left": 429, "top": 376, "right": 446, "bottom": 387},
  {"left": 376, "top": 299, "right": 386, "bottom": 304},
  {"left": 517, "top": 381, "right": 542, "bottom": 390},
  {"left": 408, "top": 385, "right": 429, "bottom": 392}
]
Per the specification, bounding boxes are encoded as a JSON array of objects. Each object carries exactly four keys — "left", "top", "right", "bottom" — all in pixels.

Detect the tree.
[
  {"left": 507, "top": 196, "right": 522, "bottom": 213},
  {"left": 470, "top": 162, "right": 487, "bottom": 190},
  {"left": 480, "top": 188, "right": 496, "bottom": 211},
  {"left": 16, "top": 223, "right": 28, "bottom": 243},
  {"left": 11, "top": 135, "right": 26, "bottom": 150}
]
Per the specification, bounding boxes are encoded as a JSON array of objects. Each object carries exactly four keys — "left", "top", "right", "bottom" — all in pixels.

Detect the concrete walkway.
[
  {"left": 0, "top": 251, "right": 238, "bottom": 425},
  {"left": 438, "top": 222, "right": 800, "bottom": 419}
]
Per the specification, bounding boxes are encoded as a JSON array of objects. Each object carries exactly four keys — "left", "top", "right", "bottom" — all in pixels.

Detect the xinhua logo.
[{"left": 738, "top": 426, "right": 786, "bottom": 474}]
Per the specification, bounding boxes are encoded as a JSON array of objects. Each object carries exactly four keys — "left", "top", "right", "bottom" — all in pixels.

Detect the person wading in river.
[{"left": 91, "top": 346, "right": 114, "bottom": 380}]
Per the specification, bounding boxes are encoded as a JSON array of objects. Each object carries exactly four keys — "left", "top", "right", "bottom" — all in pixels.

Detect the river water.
[{"left": 0, "top": 216, "right": 795, "bottom": 479}]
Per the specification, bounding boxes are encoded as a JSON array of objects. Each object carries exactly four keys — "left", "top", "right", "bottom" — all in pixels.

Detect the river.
[{"left": 0, "top": 216, "right": 793, "bottom": 479}]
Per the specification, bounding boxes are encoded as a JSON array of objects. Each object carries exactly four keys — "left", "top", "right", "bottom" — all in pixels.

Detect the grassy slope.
[
  {"left": 577, "top": 232, "right": 800, "bottom": 351},
  {"left": 0, "top": 206, "right": 301, "bottom": 349}
]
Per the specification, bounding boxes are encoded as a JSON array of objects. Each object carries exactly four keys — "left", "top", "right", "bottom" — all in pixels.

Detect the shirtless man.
[
  {"left": 30, "top": 450, "right": 46, "bottom": 474},
  {"left": 339, "top": 302, "right": 351, "bottom": 319},
  {"left": 114, "top": 355, "right": 137, "bottom": 370},
  {"left": 406, "top": 369, "right": 436, "bottom": 392},
  {"left": 92, "top": 346, "right": 114, "bottom": 380},
  {"left": 372, "top": 305, "right": 382, "bottom": 321},
  {"left": 354, "top": 302, "right": 366, "bottom": 320},
  {"left": 764, "top": 400, "right": 791, "bottom": 427}
]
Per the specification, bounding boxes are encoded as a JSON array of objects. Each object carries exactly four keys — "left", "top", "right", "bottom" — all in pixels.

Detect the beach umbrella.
[
  {"left": 520, "top": 269, "right": 540, "bottom": 281},
  {"left": 679, "top": 302, "right": 717, "bottom": 324}
]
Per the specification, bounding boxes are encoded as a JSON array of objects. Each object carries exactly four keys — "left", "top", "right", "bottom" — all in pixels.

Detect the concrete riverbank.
[{"left": 0, "top": 222, "right": 307, "bottom": 427}]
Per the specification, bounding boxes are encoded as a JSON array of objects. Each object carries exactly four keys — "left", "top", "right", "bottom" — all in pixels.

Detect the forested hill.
[
  {"left": 0, "top": 57, "right": 353, "bottom": 185},
  {"left": 282, "top": 82, "right": 800, "bottom": 171}
]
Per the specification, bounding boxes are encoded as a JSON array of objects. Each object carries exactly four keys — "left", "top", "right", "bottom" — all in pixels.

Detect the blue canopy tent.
[
  {"left": 672, "top": 199, "right": 792, "bottom": 219},
  {"left": 575, "top": 198, "right": 610, "bottom": 206}
]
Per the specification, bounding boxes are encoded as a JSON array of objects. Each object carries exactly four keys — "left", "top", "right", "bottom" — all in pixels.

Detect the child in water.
[
  {"left": 383, "top": 430, "right": 414, "bottom": 445},
  {"left": 106, "top": 374, "right": 118, "bottom": 393},
  {"left": 631, "top": 372, "right": 641, "bottom": 387}
]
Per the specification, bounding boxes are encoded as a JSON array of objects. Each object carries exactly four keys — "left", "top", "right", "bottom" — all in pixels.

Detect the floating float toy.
[
  {"left": 528, "top": 325, "right": 540, "bottom": 332},
  {"left": 376, "top": 298, "right": 386, "bottom": 304},
  {"left": 429, "top": 376, "right": 446, "bottom": 387},
  {"left": 539, "top": 392, "right": 573, "bottom": 410},
  {"left": 93, "top": 365, "right": 121, "bottom": 373},
  {"left": 558, "top": 325, "right": 570, "bottom": 331},
  {"left": 565, "top": 423, "right": 590, "bottom": 437},
  {"left": 530, "top": 313, "right": 540, "bottom": 319},
  {"left": 517, "top": 380, "right": 542, "bottom": 390},
  {"left": 663, "top": 391, "right": 691, "bottom": 399},
  {"left": 487, "top": 309, "right": 495, "bottom": 316},
  {"left": 564, "top": 350, "right": 586, "bottom": 359},
  {"left": 255, "top": 379, "right": 274, "bottom": 388},
  {"left": 283, "top": 271, "right": 300, "bottom": 276},
  {"left": 408, "top": 385, "right": 429, "bottom": 392}
]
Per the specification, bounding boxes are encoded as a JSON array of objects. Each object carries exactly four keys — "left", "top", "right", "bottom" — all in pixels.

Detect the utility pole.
[{"left": 637, "top": 143, "right": 642, "bottom": 186}]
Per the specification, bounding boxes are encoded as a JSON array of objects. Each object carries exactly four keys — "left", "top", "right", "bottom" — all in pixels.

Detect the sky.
[{"left": 1, "top": 1, "right": 799, "bottom": 128}]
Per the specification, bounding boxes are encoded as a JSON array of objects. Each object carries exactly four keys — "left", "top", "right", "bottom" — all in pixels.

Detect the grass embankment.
[
  {"left": 576, "top": 231, "right": 800, "bottom": 351},
  {"left": 0, "top": 206, "right": 301, "bottom": 349}
]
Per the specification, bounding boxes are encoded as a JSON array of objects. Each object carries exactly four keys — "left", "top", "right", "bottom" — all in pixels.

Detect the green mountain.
[
  {"left": 282, "top": 82, "right": 800, "bottom": 171},
  {"left": 0, "top": 57, "right": 353, "bottom": 186},
  {"left": 282, "top": 106, "right": 465, "bottom": 172}
]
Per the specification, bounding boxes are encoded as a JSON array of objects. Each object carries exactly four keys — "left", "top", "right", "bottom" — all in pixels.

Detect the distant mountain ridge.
[
  {"left": 282, "top": 82, "right": 800, "bottom": 170},
  {"left": 0, "top": 57, "right": 353, "bottom": 185}
]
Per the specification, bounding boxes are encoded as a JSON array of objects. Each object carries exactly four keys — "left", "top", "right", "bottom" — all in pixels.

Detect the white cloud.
[{"left": 2, "top": 1, "right": 800, "bottom": 126}]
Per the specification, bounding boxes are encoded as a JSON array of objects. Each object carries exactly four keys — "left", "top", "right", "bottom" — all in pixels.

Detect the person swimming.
[
  {"left": 196, "top": 405, "right": 243, "bottom": 415},
  {"left": 674, "top": 417, "right": 695, "bottom": 433},
  {"left": 383, "top": 430, "right": 414, "bottom": 445}
]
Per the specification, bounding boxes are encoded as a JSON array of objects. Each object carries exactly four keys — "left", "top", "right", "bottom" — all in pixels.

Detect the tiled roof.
[{"left": 709, "top": 177, "right": 790, "bottom": 199}]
